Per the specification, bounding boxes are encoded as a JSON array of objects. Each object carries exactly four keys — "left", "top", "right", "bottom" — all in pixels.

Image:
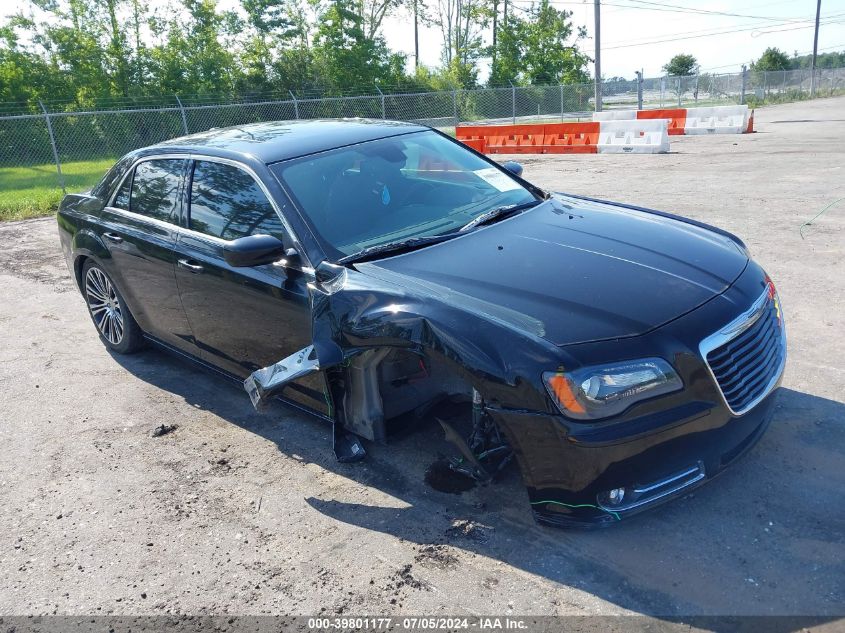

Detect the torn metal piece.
[
  {"left": 437, "top": 417, "right": 492, "bottom": 483},
  {"left": 244, "top": 345, "right": 320, "bottom": 411}
]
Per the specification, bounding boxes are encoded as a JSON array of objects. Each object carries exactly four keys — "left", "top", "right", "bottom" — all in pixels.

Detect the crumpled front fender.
[{"left": 243, "top": 262, "right": 569, "bottom": 416}]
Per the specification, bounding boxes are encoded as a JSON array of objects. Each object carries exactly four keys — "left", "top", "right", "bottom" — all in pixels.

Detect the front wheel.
[{"left": 82, "top": 260, "right": 144, "bottom": 354}]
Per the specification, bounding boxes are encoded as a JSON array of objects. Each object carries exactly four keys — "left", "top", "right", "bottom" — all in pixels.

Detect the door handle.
[
  {"left": 177, "top": 258, "right": 204, "bottom": 274},
  {"left": 102, "top": 232, "right": 123, "bottom": 243}
]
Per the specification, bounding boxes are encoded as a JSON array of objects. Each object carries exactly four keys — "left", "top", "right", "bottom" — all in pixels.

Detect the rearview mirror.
[
  {"left": 223, "top": 234, "right": 287, "bottom": 267},
  {"left": 502, "top": 161, "right": 523, "bottom": 177}
]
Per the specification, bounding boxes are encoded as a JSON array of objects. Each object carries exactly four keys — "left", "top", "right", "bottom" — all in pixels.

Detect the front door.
[{"left": 173, "top": 158, "right": 314, "bottom": 383}]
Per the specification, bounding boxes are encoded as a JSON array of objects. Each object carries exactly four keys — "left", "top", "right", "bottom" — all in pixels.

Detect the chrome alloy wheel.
[{"left": 85, "top": 267, "right": 124, "bottom": 345}]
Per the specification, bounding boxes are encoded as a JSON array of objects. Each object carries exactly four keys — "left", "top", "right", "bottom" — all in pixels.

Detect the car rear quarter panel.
[{"left": 57, "top": 193, "right": 110, "bottom": 292}]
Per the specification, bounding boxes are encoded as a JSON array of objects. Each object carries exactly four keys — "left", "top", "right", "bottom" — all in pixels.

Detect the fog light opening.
[{"left": 607, "top": 487, "right": 625, "bottom": 505}]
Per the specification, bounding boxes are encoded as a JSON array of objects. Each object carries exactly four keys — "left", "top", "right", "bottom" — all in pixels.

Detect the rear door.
[
  {"left": 98, "top": 157, "right": 195, "bottom": 351},
  {"left": 173, "top": 158, "right": 314, "bottom": 381}
]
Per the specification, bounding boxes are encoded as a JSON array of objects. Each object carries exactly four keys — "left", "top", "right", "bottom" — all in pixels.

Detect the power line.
[
  {"left": 613, "top": 0, "right": 810, "bottom": 22},
  {"left": 538, "top": 1, "right": 845, "bottom": 47},
  {"left": 542, "top": 0, "right": 817, "bottom": 22},
  {"left": 602, "top": 13, "right": 845, "bottom": 50},
  {"left": 754, "top": 15, "right": 845, "bottom": 36}
]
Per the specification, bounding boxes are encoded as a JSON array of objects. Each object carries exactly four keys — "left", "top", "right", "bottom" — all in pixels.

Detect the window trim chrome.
[
  {"left": 699, "top": 285, "right": 786, "bottom": 417},
  {"left": 105, "top": 152, "right": 314, "bottom": 272}
]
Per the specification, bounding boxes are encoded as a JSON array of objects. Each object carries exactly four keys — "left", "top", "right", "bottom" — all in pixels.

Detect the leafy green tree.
[
  {"left": 0, "top": 20, "right": 77, "bottom": 104},
  {"left": 752, "top": 47, "right": 790, "bottom": 72},
  {"left": 238, "top": 0, "right": 304, "bottom": 94},
  {"left": 312, "top": 0, "right": 404, "bottom": 93},
  {"left": 488, "top": 12, "right": 520, "bottom": 86},
  {"left": 490, "top": 0, "right": 588, "bottom": 86},
  {"left": 149, "top": 0, "right": 240, "bottom": 96},
  {"left": 519, "top": 0, "right": 588, "bottom": 85},
  {"left": 789, "top": 49, "right": 845, "bottom": 70},
  {"left": 432, "top": 0, "right": 489, "bottom": 88},
  {"left": 663, "top": 53, "right": 697, "bottom": 76}
]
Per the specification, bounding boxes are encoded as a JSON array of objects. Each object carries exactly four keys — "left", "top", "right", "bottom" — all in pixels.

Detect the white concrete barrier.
[
  {"left": 594, "top": 104, "right": 752, "bottom": 134},
  {"left": 597, "top": 119, "right": 670, "bottom": 154},
  {"left": 683, "top": 105, "right": 748, "bottom": 135},
  {"left": 592, "top": 110, "right": 637, "bottom": 121}
]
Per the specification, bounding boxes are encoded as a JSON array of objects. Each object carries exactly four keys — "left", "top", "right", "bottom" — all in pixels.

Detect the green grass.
[{"left": 0, "top": 158, "right": 114, "bottom": 221}]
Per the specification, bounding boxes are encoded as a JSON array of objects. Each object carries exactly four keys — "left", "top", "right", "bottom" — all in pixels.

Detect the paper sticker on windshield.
[{"left": 474, "top": 167, "right": 521, "bottom": 192}]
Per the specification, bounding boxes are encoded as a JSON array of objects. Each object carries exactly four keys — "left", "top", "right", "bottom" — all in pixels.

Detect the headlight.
[{"left": 543, "top": 358, "right": 682, "bottom": 420}]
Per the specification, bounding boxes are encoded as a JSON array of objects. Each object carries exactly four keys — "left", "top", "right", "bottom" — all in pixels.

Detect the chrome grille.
[{"left": 701, "top": 285, "right": 786, "bottom": 415}]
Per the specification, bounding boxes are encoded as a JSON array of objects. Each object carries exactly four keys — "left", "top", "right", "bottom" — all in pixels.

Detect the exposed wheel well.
[
  {"left": 338, "top": 347, "right": 474, "bottom": 442},
  {"left": 73, "top": 255, "right": 89, "bottom": 292}
]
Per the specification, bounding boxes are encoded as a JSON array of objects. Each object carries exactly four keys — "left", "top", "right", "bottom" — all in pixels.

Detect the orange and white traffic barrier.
[
  {"left": 456, "top": 120, "right": 668, "bottom": 155},
  {"left": 593, "top": 104, "right": 753, "bottom": 135}
]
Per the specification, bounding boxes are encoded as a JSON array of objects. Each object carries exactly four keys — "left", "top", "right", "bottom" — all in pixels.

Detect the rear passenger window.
[
  {"left": 130, "top": 159, "right": 184, "bottom": 222},
  {"left": 189, "top": 161, "right": 285, "bottom": 241},
  {"left": 112, "top": 172, "right": 132, "bottom": 209}
]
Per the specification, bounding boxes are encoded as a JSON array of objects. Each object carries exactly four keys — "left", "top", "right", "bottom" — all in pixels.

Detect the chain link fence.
[{"left": 1, "top": 66, "right": 844, "bottom": 210}]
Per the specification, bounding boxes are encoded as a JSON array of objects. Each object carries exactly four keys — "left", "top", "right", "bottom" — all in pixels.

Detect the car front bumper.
[{"left": 489, "top": 386, "right": 778, "bottom": 527}]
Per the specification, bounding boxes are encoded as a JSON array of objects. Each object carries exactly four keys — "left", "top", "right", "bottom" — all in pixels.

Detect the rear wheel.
[{"left": 82, "top": 260, "right": 144, "bottom": 354}]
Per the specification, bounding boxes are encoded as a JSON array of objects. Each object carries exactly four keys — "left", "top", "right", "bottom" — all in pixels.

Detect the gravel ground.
[{"left": 0, "top": 97, "right": 843, "bottom": 622}]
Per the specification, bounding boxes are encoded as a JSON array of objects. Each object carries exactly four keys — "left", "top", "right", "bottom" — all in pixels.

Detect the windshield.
[{"left": 270, "top": 130, "right": 537, "bottom": 260}]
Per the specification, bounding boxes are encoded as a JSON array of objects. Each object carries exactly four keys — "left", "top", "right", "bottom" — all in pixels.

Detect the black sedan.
[{"left": 57, "top": 120, "right": 786, "bottom": 527}]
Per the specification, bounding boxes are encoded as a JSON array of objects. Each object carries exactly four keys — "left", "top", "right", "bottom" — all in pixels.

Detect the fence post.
[
  {"left": 636, "top": 71, "right": 643, "bottom": 110},
  {"left": 375, "top": 84, "right": 386, "bottom": 119},
  {"left": 660, "top": 76, "right": 665, "bottom": 107},
  {"left": 174, "top": 95, "right": 189, "bottom": 135},
  {"left": 288, "top": 90, "right": 299, "bottom": 119},
  {"left": 740, "top": 65, "right": 747, "bottom": 104},
  {"left": 507, "top": 80, "right": 516, "bottom": 124},
  {"left": 452, "top": 89, "right": 458, "bottom": 124},
  {"left": 39, "top": 100, "right": 65, "bottom": 194},
  {"left": 694, "top": 71, "right": 700, "bottom": 103},
  {"left": 560, "top": 84, "right": 564, "bottom": 121}
]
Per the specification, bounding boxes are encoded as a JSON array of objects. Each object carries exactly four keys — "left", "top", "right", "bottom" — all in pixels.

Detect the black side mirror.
[
  {"left": 223, "top": 234, "right": 287, "bottom": 267},
  {"left": 502, "top": 161, "right": 523, "bottom": 177}
]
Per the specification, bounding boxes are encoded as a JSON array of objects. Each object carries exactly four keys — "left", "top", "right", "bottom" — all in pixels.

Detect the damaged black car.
[{"left": 57, "top": 120, "right": 786, "bottom": 527}]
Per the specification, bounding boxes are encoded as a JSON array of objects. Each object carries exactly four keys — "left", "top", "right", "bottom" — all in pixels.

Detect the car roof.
[{"left": 152, "top": 119, "right": 428, "bottom": 164}]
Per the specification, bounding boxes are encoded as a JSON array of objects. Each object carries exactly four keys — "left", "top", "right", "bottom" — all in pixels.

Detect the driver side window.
[{"left": 188, "top": 160, "right": 285, "bottom": 242}]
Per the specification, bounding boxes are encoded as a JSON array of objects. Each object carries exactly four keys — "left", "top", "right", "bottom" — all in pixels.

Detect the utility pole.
[
  {"left": 492, "top": 0, "right": 498, "bottom": 70},
  {"left": 594, "top": 0, "right": 602, "bottom": 112},
  {"left": 414, "top": 0, "right": 420, "bottom": 69},
  {"left": 811, "top": 0, "right": 821, "bottom": 97}
]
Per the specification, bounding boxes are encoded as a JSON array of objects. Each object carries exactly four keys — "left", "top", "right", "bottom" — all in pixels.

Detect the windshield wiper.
[
  {"left": 459, "top": 200, "right": 543, "bottom": 232},
  {"left": 339, "top": 232, "right": 460, "bottom": 265}
]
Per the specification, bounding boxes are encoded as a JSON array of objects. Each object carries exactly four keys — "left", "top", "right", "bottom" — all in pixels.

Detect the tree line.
[
  {"left": 0, "top": 0, "right": 591, "bottom": 110},
  {"left": 752, "top": 47, "right": 845, "bottom": 72}
]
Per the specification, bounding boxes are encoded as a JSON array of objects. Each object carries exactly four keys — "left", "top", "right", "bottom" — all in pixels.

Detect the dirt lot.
[{"left": 0, "top": 97, "right": 843, "bottom": 622}]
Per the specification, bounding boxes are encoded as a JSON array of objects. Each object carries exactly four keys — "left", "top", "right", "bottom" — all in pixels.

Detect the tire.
[{"left": 82, "top": 260, "right": 144, "bottom": 354}]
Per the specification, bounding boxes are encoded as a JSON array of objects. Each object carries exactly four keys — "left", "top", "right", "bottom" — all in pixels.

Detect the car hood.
[{"left": 356, "top": 194, "right": 748, "bottom": 347}]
